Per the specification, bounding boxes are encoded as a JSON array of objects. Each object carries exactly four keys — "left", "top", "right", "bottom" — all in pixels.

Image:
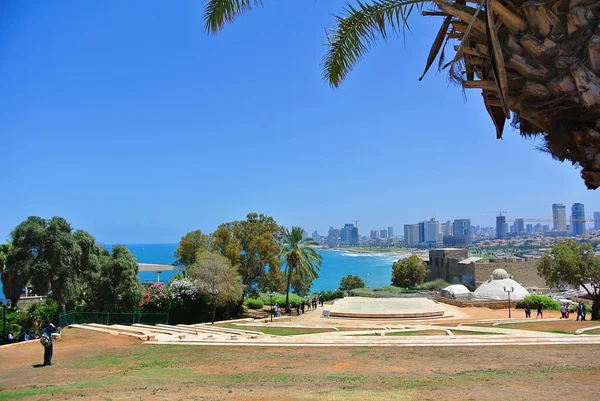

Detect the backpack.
[{"left": 40, "top": 332, "right": 52, "bottom": 348}]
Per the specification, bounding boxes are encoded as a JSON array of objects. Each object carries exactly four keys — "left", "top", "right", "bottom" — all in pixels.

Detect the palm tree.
[
  {"left": 203, "top": 0, "right": 600, "bottom": 189},
  {"left": 278, "top": 227, "right": 322, "bottom": 306}
]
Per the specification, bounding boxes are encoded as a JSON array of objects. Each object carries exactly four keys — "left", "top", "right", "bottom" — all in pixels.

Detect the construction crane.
[{"left": 486, "top": 212, "right": 596, "bottom": 223}]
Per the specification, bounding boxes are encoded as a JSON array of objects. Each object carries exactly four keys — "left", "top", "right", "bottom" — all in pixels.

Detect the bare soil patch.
[{"left": 1, "top": 328, "right": 599, "bottom": 400}]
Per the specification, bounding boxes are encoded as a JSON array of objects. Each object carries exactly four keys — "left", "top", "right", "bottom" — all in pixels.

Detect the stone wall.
[
  {"left": 435, "top": 297, "right": 517, "bottom": 309},
  {"left": 472, "top": 258, "right": 547, "bottom": 288}
]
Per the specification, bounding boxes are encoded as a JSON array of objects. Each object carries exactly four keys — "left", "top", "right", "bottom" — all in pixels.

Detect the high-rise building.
[
  {"left": 418, "top": 221, "right": 426, "bottom": 243},
  {"left": 327, "top": 227, "right": 340, "bottom": 247},
  {"left": 496, "top": 215, "right": 506, "bottom": 240},
  {"left": 340, "top": 224, "right": 356, "bottom": 246},
  {"left": 572, "top": 203, "right": 586, "bottom": 236},
  {"left": 552, "top": 203, "right": 567, "bottom": 231},
  {"left": 595, "top": 212, "right": 600, "bottom": 230},
  {"left": 526, "top": 224, "right": 533, "bottom": 233},
  {"left": 443, "top": 220, "right": 453, "bottom": 237},
  {"left": 312, "top": 230, "right": 319, "bottom": 243},
  {"left": 370, "top": 230, "right": 379, "bottom": 239},
  {"left": 380, "top": 229, "right": 388, "bottom": 239},
  {"left": 453, "top": 219, "right": 472, "bottom": 246},
  {"left": 388, "top": 226, "right": 393, "bottom": 238},
  {"left": 425, "top": 218, "right": 442, "bottom": 246},
  {"left": 542, "top": 224, "right": 550, "bottom": 231},
  {"left": 404, "top": 224, "right": 419, "bottom": 247},
  {"left": 351, "top": 227, "right": 359, "bottom": 246},
  {"left": 514, "top": 218, "right": 525, "bottom": 235}
]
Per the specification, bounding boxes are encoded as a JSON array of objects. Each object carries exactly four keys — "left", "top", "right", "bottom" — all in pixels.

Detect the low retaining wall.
[{"left": 436, "top": 297, "right": 516, "bottom": 309}]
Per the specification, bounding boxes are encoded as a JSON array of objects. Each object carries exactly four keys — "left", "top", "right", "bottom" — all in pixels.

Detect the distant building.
[
  {"left": 452, "top": 219, "right": 472, "bottom": 246},
  {"left": 572, "top": 203, "right": 585, "bottom": 236},
  {"left": 595, "top": 212, "right": 600, "bottom": 230},
  {"left": 380, "top": 229, "right": 388, "bottom": 239},
  {"left": 340, "top": 224, "right": 356, "bottom": 246},
  {"left": 542, "top": 224, "right": 550, "bottom": 231},
  {"left": 418, "top": 221, "right": 426, "bottom": 244},
  {"left": 388, "top": 226, "right": 394, "bottom": 238},
  {"left": 404, "top": 224, "right": 419, "bottom": 247},
  {"left": 443, "top": 221, "right": 453, "bottom": 237},
  {"left": 327, "top": 227, "right": 340, "bottom": 247},
  {"left": 514, "top": 218, "right": 525, "bottom": 235},
  {"left": 496, "top": 215, "right": 506, "bottom": 240},
  {"left": 425, "top": 218, "right": 442, "bottom": 247},
  {"left": 370, "top": 230, "right": 379, "bottom": 240},
  {"left": 526, "top": 224, "right": 533, "bottom": 233},
  {"left": 534, "top": 223, "right": 543, "bottom": 233},
  {"left": 312, "top": 230, "right": 319, "bottom": 243},
  {"left": 552, "top": 203, "right": 567, "bottom": 231},
  {"left": 352, "top": 227, "right": 359, "bottom": 246}
]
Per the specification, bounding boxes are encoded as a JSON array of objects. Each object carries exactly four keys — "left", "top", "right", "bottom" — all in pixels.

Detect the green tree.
[
  {"left": 174, "top": 230, "right": 211, "bottom": 268},
  {"left": 278, "top": 227, "right": 322, "bottom": 306},
  {"left": 211, "top": 213, "right": 283, "bottom": 305},
  {"left": 0, "top": 240, "right": 23, "bottom": 306},
  {"left": 95, "top": 245, "right": 143, "bottom": 311},
  {"left": 391, "top": 255, "right": 427, "bottom": 288},
  {"left": 290, "top": 272, "right": 312, "bottom": 297},
  {"left": 340, "top": 274, "right": 365, "bottom": 291},
  {"left": 537, "top": 239, "right": 600, "bottom": 320},
  {"left": 204, "top": 0, "right": 600, "bottom": 189},
  {"left": 189, "top": 251, "right": 243, "bottom": 310}
]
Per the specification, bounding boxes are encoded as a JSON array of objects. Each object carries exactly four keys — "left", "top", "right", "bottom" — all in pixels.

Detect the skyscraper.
[
  {"left": 351, "top": 226, "right": 359, "bottom": 246},
  {"left": 552, "top": 203, "right": 567, "bottom": 231},
  {"left": 340, "top": 224, "right": 356, "bottom": 246},
  {"left": 404, "top": 224, "right": 419, "bottom": 247},
  {"left": 572, "top": 203, "right": 586, "bottom": 236},
  {"left": 370, "top": 230, "right": 379, "bottom": 239},
  {"left": 496, "top": 215, "right": 506, "bottom": 240},
  {"left": 452, "top": 219, "right": 472, "bottom": 245},
  {"left": 312, "top": 230, "right": 319, "bottom": 243},
  {"left": 425, "top": 218, "right": 442, "bottom": 246},
  {"left": 380, "top": 229, "right": 388, "bottom": 239},
  {"left": 514, "top": 218, "right": 525, "bottom": 235},
  {"left": 388, "top": 226, "right": 394, "bottom": 238},
  {"left": 595, "top": 212, "right": 600, "bottom": 230},
  {"left": 327, "top": 227, "right": 340, "bottom": 247},
  {"left": 418, "top": 221, "right": 426, "bottom": 244}
]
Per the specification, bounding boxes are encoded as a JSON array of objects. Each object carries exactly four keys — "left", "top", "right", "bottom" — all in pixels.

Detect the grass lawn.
[
  {"left": 220, "top": 324, "right": 337, "bottom": 336},
  {"left": 1, "top": 329, "right": 600, "bottom": 400}
]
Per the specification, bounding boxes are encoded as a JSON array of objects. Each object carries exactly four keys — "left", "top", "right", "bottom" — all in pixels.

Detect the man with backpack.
[{"left": 40, "top": 320, "right": 60, "bottom": 366}]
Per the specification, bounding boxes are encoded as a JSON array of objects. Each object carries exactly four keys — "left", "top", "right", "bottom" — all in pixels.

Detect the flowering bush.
[
  {"left": 169, "top": 279, "right": 200, "bottom": 304},
  {"left": 139, "top": 283, "right": 170, "bottom": 311}
]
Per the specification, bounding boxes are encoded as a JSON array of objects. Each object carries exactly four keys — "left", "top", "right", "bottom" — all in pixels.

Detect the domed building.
[
  {"left": 473, "top": 268, "right": 530, "bottom": 301},
  {"left": 441, "top": 284, "right": 471, "bottom": 299}
]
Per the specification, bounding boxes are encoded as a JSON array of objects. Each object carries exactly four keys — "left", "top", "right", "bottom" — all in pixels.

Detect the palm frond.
[
  {"left": 323, "top": 0, "right": 431, "bottom": 87},
  {"left": 204, "top": 0, "right": 263, "bottom": 34}
]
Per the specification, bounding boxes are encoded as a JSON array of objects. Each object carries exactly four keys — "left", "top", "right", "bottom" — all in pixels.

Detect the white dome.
[
  {"left": 492, "top": 268, "right": 509, "bottom": 279},
  {"left": 443, "top": 284, "right": 470, "bottom": 294},
  {"left": 473, "top": 277, "right": 529, "bottom": 301}
]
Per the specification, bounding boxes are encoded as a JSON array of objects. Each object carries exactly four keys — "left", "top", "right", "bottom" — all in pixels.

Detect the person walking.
[
  {"left": 576, "top": 302, "right": 582, "bottom": 321},
  {"left": 536, "top": 304, "right": 543, "bottom": 319},
  {"left": 581, "top": 302, "right": 587, "bottom": 321},
  {"left": 41, "top": 320, "right": 60, "bottom": 366},
  {"left": 296, "top": 303, "right": 300, "bottom": 316},
  {"left": 525, "top": 304, "right": 531, "bottom": 318},
  {"left": 301, "top": 300, "right": 305, "bottom": 314},
  {"left": 560, "top": 303, "right": 567, "bottom": 319}
]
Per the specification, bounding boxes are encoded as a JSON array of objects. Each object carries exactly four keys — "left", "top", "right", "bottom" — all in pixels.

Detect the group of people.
[
  {"left": 6, "top": 330, "right": 38, "bottom": 342},
  {"left": 523, "top": 303, "right": 544, "bottom": 318},
  {"left": 560, "top": 301, "right": 588, "bottom": 320},
  {"left": 271, "top": 295, "right": 325, "bottom": 317}
]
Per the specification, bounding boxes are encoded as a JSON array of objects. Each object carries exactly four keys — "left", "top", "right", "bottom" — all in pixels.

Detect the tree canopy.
[
  {"left": 537, "top": 239, "right": 600, "bottom": 320},
  {"left": 340, "top": 274, "right": 365, "bottom": 291},
  {"left": 278, "top": 226, "right": 322, "bottom": 305},
  {"left": 391, "top": 255, "right": 427, "bottom": 288},
  {"left": 212, "top": 213, "right": 283, "bottom": 303},
  {"left": 188, "top": 250, "right": 243, "bottom": 306},
  {"left": 3, "top": 216, "right": 142, "bottom": 312},
  {"left": 174, "top": 230, "right": 211, "bottom": 268}
]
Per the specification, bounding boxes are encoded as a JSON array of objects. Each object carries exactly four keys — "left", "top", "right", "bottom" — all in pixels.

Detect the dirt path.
[{"left": 1, "top": 328, "right": 599, "bottom": 400}]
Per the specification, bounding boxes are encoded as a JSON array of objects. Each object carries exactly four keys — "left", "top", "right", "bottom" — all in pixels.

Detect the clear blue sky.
[{"left": 1, "top": 0, "right": 597, "bottom": 243}]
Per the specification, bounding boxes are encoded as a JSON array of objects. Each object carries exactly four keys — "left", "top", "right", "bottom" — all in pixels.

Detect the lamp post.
[
  {"left": 208, "top": 288, "right": 220, "bottom": 324},
  {"left": 364, "top": 273, "right": 370, "bottom": 288},
  {"left": 269, "top": 291, "right": 275, "bottom": 323},
  {"left": 504, "top": 286, "right": 514, "bottom": 319}
]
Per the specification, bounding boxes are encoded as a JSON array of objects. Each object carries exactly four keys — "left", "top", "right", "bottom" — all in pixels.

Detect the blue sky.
[{"left": 1, "top": 0, "right": 597, "bottom": 244}]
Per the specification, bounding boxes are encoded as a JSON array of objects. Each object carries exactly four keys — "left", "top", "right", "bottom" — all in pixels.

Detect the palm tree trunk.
[
  {"left": 427, "top": 0, "right": 600, "bottom": 188},
  {"left": 285, "top": 267, "right": 293, "bottom": 308}
]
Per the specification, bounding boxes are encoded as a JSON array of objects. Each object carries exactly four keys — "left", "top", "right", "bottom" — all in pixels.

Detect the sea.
[{"left": 0, "top": 245, "right": 408, "bottom": 301}]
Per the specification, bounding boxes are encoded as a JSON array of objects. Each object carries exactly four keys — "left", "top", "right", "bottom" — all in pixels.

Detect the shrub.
[
  {"left": 516, "top": 295, "right": 561, "bottom": 311},
  {"left": 169, "top": 278, "right": 199, "bottom": 304},
  {"left": 272, "top": 294, "right": 303, "bottom": 307},
  {"left": 246, "top": 298, "right": 264, "bottom": 309},
  {"left": 321, "top": 290, "right": 344, "bottom": 301},
  {"left": 417, "top": 279, "right": 450, "bottom": 291},
  {"left": 139, "top": 283, "right": 170, "bottom": 312}
]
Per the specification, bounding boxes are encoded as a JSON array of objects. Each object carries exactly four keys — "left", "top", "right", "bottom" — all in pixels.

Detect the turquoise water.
[
  {"left": 126, "top": 244, "right": 403, "bottom": 292},
  {"left": 0, "top": 245, "right": 406, "bottom": 300}
]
